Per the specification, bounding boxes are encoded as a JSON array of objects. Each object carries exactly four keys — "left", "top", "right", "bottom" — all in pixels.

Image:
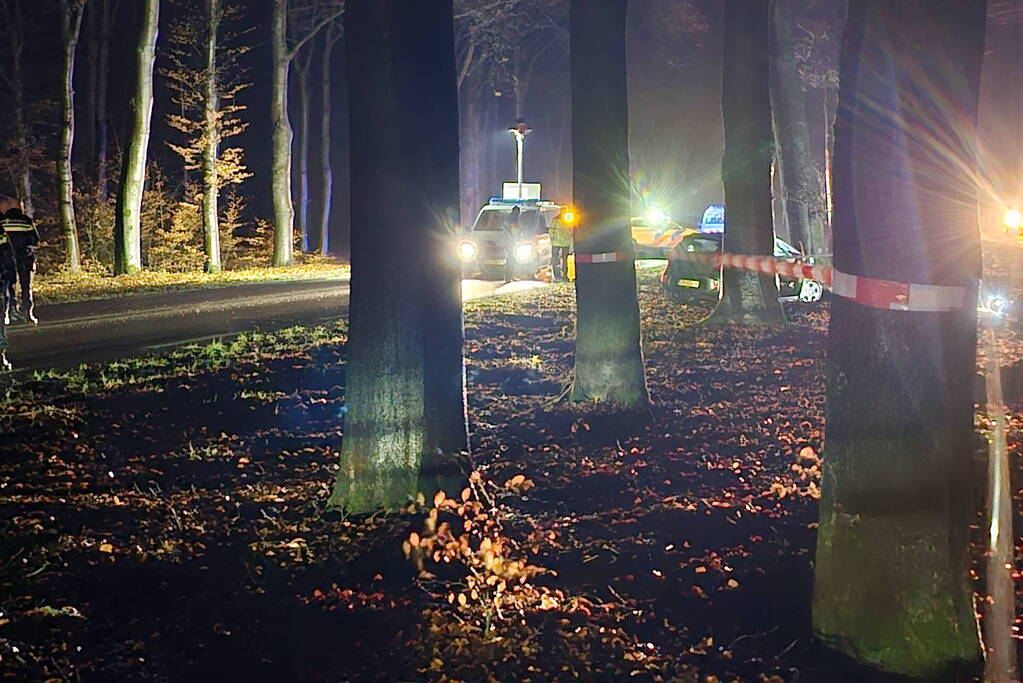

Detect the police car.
[
  {"left": 458, "top": 183, "right": 560, "bottom": 280},
  {"left": 661, "top": 203, "right": 825, "bottom": 303}
]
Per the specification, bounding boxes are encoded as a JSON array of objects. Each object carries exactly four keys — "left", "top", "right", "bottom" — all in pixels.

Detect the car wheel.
[{"left": 798, "top": 279, "right": 824, "bottom": 303}]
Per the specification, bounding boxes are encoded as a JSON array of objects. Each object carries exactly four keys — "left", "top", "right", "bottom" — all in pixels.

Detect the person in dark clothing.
[
  {"left": 0, "top": 220, "right": 16, "bottom": 370},
  {"left": 1, "top": 201, "right": 40, "bottom": 324}
]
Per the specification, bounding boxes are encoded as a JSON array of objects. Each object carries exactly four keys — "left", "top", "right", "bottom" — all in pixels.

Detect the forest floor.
[
  {"left": 33, "top": 259, "right": 349, "bottom": 306},
  {"left": 0, "top": 268, "right": 1015, "bottom": 681}
]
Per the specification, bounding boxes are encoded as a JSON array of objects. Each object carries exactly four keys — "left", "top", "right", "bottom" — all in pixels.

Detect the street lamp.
[{"left": 508, "top": 118, "right": 532, "bottom": 200}]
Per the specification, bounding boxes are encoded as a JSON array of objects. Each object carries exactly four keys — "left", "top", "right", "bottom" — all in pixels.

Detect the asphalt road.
[{"left": 6, "top": 277, "right": 547, "bottom": 371}]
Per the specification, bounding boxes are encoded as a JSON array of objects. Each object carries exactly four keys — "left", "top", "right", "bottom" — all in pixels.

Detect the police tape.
[
  {"left": 573, "top": 249, "right": 971, "bottom": 313},
  {"left": 677, "top": 251, "right": 970, "bottom": 313}
]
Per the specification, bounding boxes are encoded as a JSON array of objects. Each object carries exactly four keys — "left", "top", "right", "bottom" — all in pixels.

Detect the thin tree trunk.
[
  {"left": 7, "top": 2, "right": 32, "bottom": 215},
  {"left": 59, "top": 0, "right": 85, "bottom": 272},
  {"left": 709, "top": 0, "right": 784, "bottom": 325},
  {"left": 295, "top": 49, "right": 313, "bottom": 253},
  {"left": 318, "top": 24, "right": 338, "bottom": 256},
  {"left": 459, "top": 79, "right": 483, "bottom": 225},
  {"left": 83, "top": 0, "right": 99, "bottom": 166},
  {"left": 270, "top": 0, "right": 294, "bottom": 266},
  {"left": 114, "top": 0, "right": 159, "bottom": 275},
  {"left": 201, "top": 0, "right": 222, "bottom": 274},
  {"left": 331, "top": 0, "right": 465, "bottom": 513},
  {"left": 823, "top": 91, "right": 834, "bottom": 232},
  {"left": 813, "top": 0, "right": 986, "bottom": 676},
  {"left": 569, "top": 0, "right": 648, "bottom": 408},
  {"left": 771, "top": 0, "right": 827, "bottom": 262},
  {"left": 97, "top": 0, "right": 113, "bottom": 200}
]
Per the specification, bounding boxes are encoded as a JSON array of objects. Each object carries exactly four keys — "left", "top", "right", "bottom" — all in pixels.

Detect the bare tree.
[
  {"left": 317, "top": 19, "right": 343, "bottom": 255},
  {"left": 453, "top": 0, "right": 566, "bottom": 223},
  {"left": 0, "top": 1, "right": 35, "bottom": 215},
  {"left": 269, "top": 0, "right": 343, "bottom": 267},
  {"left": 114, "top": 0, "right": 160, "bottom": 274},
  {"left": 59, "top": 0, "right": 86, "bottom": 271},
  {"left": 772, "top": 0, "right": 827, "bottom": 262}
]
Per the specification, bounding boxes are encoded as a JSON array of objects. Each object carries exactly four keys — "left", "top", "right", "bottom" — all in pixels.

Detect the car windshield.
[{"left": 473, "top": 208, "right": 546, "bottom": 235}]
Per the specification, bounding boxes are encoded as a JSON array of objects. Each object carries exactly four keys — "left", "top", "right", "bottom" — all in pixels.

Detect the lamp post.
[{"left": 508, "top": 118, "right": 531, "bottom": 199}]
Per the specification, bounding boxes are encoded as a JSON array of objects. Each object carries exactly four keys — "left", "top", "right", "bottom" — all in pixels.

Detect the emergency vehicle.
[
  {"left": 661, "top": 203, "right": 824, "bottom": 303},
  {"left": 458, "top": 182, "right": 561, "bottom": 280}
]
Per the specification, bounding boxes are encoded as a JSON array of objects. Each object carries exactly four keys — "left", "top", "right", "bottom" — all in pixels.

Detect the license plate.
[
  {"left": 483, "top": 259, "right": 506, "bottom": 265},
  {"left": 677, "top": 278, "right": 702, "bottom": 288}
]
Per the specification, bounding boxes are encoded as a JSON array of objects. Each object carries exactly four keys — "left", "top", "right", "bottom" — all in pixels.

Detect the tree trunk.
[
  {"left": 97, "top": 0, "right": 113, "bottom": 201},
  {"left": 709, "top": 0, "right": 784, "bottom": 325},
  {"left": 459, "top": 77, "right": 484, "bottom": 226},
  {"left": 813, "top": 1, "right": 987, "bottom": 676},
  {"left": 331, "top": 0, "right": 465, "bottom": 513},
  {"left": 7, "top": 2, "right": 32, "bottom": 215},
  {"left": 270, "top": 0, "right": 295, "bottom": 266},
  {"left": 568, "top": 0, "right": 647, "bottom": 408},
  {"left": 295, "top": 49, "right": 313, "bottom": 253},
  {"left": 770, "top": 0, "right": 827, "bottom": 262},
  {"left": 823, "top": 90, "right": 835, "bottom": 232},
  {"left": 82, "top": 0, "right": 99, "bottom": 166},
  {"left": 318, "top": 25, "right": 338, "bottom": 257},
  {"left": 201, "top": 0, "right": 222, "bottom": 274},
  {"left": 59, "top": 0, "right": 84, "bottom": 272},
  {"left": 114, "top": 0, "right": 159, "bottom": 275}
]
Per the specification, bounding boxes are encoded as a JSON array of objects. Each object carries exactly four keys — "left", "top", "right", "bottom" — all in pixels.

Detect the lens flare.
[
  {"left": 645, "top": 206, "right": 670, "bottom": 226},
  {"left": 514, "top": 243, "right": 534, "bottom": 263},
  {"left": 458, "top": 241, "right": 477, "bottom": 262},
  {"left": 1003, "top": 208, "right": 1022, "bottom": 231}
]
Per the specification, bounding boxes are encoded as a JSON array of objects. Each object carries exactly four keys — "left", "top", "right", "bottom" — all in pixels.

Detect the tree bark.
[
  {"left": 59, "top": 0, "right": 85, "bottom": 272},
  {"left": 201, "top": 0, "right": 222, "bottom": 274},
  {"left": 459, "top": 74, "right": 484, "bottom": 226},
  {"left": 114, "top": 0, "right": 159, "bottom": 275},
  {"left": 270, "top": 0, "right": 295, "bottom": 266},
  {"left": 771, "top": 0, "right": 827, "bottom": 262},
  {"left": 83, "top": 0, "right": 99, "bottom": 167},
  {"left": 4, "top": 1, "right": 33, "bottom": 215},
  {"left": 813, "top": 1, "right": 987, "bottom": 676},
  {"left": 709, "top": 0, "right": 784, "bottom": 325},
  {"left": 331, "top": 0, "right": 465, "bottom": 513},
  {"left": 568, "top": 0, "right": 648, "bottom": 408},
  {"left": 318, "top": 24, "right": 339, "bottom": 256},
  {"left": 294, "top": 48, "right": 313, "bottom": 253},
  {"left": 97, "top": 0, "right": 114, "bottom": 201}
]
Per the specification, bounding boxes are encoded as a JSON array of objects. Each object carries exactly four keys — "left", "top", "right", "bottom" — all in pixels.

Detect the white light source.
[
  {"left": 514, "top": 243, "right": 534, "bottom": 263},
  {"left": 645, "top": 206, "right": 670, "bottom": 226},
  {"left": 1004, "top": 208, "right": 1023, "bottom": 231},
  {"left": 458, "top": 241, "right": 478, "bottom": 262}
]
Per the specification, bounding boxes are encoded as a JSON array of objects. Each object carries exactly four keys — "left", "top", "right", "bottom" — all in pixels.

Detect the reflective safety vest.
[
  {"left": 1, "top": 218, "right": 34, "bottom": 232},
  {"left": 0, "top": 232, "right": 8, "bottom": 245},
  {"left": 549, "top": 218, "right": 572, "bottom": 248}
]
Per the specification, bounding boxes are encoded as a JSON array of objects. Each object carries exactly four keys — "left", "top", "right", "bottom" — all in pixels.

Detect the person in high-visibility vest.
[
  {"left": 1, "top": 200, "right": 40, "bottom": 324},
  {"left": 549, "top": 206, "right": 576, "bottom": 281}
]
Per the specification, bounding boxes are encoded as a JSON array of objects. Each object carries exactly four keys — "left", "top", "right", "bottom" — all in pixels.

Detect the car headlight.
[
  {"left": 644, "top": 206, "right": 670, "bottom": 226},
  {"left": 514, "top": 243, "right": 534, "bottom": 263},
  {"left": 458, "top": 240, "right": 478, "bottom": 262}
]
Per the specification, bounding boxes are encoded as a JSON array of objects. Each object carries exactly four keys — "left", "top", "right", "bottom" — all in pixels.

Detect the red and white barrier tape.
[
  {"left": 674, "top": 251, "right": 971, "bottom": 313},
  {"left": 574, "top": 248, "right": 970, "bottom": 312}
]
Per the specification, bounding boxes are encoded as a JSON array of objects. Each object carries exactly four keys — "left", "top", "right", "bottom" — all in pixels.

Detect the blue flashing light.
[{"left": 700, "top": 203, "right": 725, "bottom": 234}]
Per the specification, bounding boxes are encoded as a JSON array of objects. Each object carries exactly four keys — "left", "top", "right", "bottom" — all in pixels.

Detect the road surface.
[{"left": 6, "top": 277, "right": 548, "bottom": 371}]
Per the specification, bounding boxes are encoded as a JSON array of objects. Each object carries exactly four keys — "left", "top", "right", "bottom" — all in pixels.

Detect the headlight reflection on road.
[
  {"left": 458, "top": 241, "right": 478, "bottom": 262},
  {"left": 514, "top": 243, "right": 535, "bottom": 263}
]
